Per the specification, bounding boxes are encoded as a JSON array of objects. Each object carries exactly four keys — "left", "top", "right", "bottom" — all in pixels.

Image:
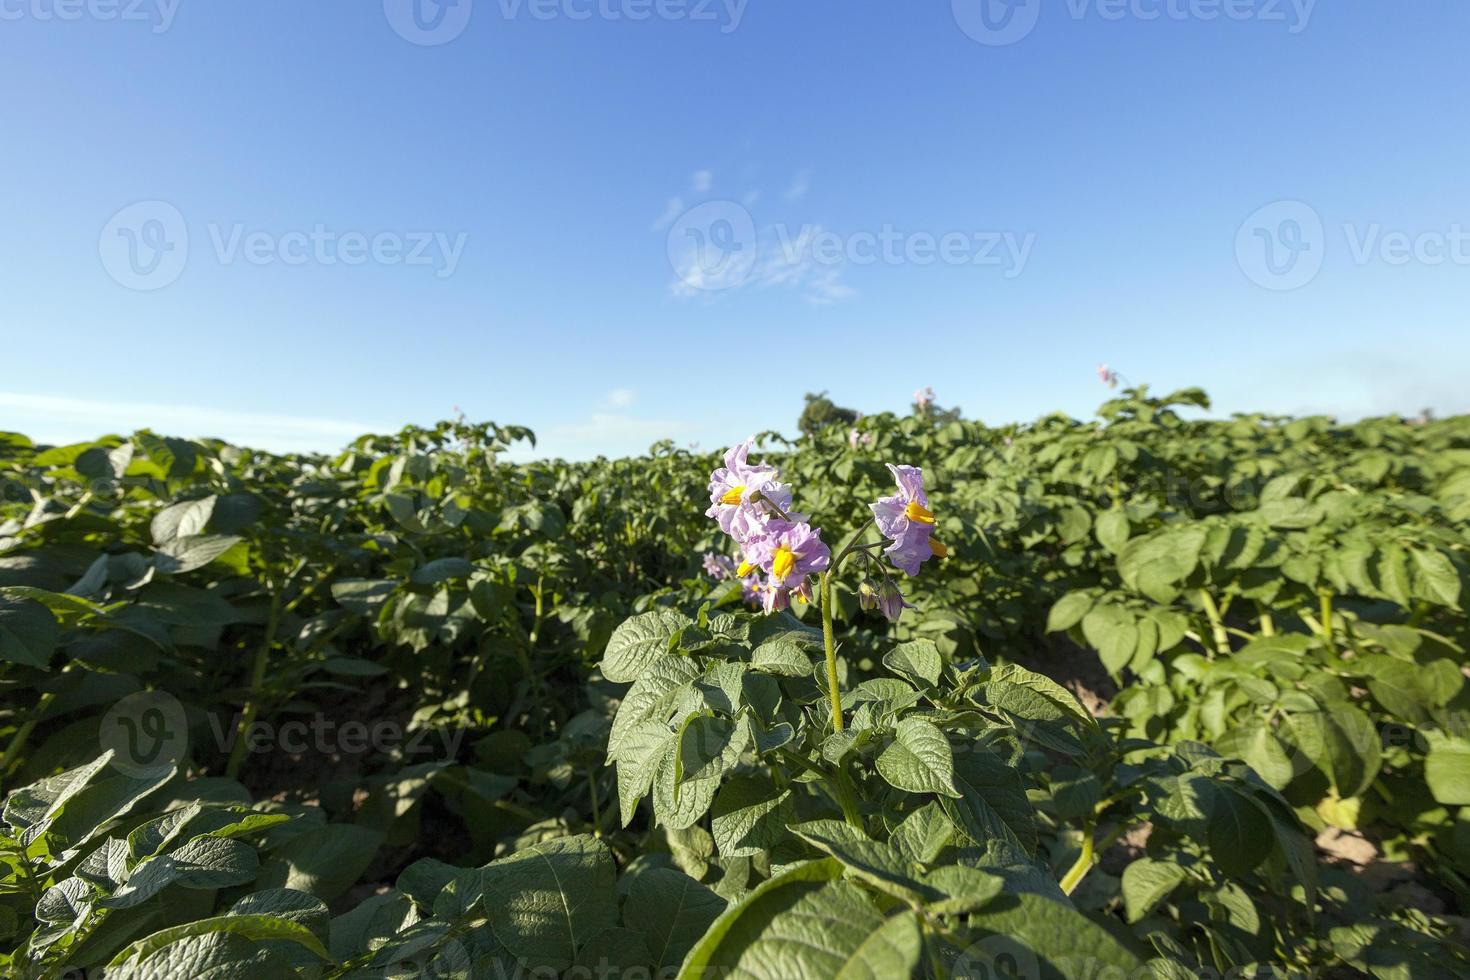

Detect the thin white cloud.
[
  {"left": 668, "top": 221, "right": 857, "bottom": 306},
  {"left": 0, "top": 391, "right": 381, "bottom": 455},
  {"left": 691, "top": 169, "right": 714, "bottom": 193},
  {"left": 607, "top": 387, "right": 636, "bottom": 408}
]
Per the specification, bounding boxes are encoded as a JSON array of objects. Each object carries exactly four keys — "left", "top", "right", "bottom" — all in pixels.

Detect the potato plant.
[{"left": 0, "top": 392, "right": 1466, "bottom": 978}]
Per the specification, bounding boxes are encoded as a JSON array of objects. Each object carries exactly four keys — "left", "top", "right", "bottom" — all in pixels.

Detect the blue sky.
[{"left": 3, "top": 1, "right": 1468, "bottom": 458}]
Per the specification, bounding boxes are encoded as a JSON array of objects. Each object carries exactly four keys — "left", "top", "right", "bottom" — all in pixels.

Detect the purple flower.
[
  {"left": 706, "top": 438, "right": 798, "bottom": 541},
  {"left": 759, "top": 583, "right": 790, "bottom": 614},
  {"left": 1097, "top": 363, "right": 1119, "bottom": 388},
  {"left": 703, "top": 552, "right": 737, "bottom": 580},
  {"left": 877, "top": 580, "right": 915, "bottom": 623},
  {"left": 740, "top": 573, "right": 763, "bottom": 607},
  {"left": 913, "top": 387, "right": 935, "bottom": 409},
  {"left": 847, "top": 428, "right": 873, "bottom": 450},
  {"left": 742, "top": 521, "right": 831, "bottom": 588},
  {"left": 870, "top": 464, "right": 946, "bottom": 576}
]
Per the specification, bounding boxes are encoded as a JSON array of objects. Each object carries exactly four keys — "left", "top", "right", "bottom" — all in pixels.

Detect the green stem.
[
  {"left": 816, "top": 516, "right": 877, "bottom": 736},
  {"left": 1256, "top": 603, "right": 1275, "bottom": 637},
  {"left": 226, "top": 594, "right": 281, "bottom": 780},
  {"left": 1198, "top": 589, "right": 1230, "bottom": 658},
  {"left": 1319, "top": 589, "right": 1335, "bottom": 654},
  {"left": 820, "top": 571, "right": 843, "bottom": 734},
  {"left": 2, "top": 689, "right": 56, "bottom": 776},
  {"left": 1059, "top": 821, "right": 1095, "bottom": 895}
]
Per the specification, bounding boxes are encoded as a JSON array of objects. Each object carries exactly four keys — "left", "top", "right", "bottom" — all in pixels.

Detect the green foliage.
[{"left": 1, "top": 388, "right": 1467, "bottom": 976}]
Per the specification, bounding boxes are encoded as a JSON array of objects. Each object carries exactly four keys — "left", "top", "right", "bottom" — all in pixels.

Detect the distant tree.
[{"left": 798, "top": 392, "right": 860, "bottom": 437}]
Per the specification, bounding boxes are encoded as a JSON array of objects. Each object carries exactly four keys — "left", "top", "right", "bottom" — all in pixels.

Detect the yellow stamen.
[
  {"left": 720, "top": 485, "right": 745, "bottom": 505},
  {"left": 736, "top": 560, "right": 756, "bottom": 577},
  {"left": 771, "top": 545, "right": 796, "bottom": 581},
  {"left": 930, "top": 537, "right": 948, "bottom": 558},
  {"left": 905, "top": 500, "right": 936, "bottom": 524}
]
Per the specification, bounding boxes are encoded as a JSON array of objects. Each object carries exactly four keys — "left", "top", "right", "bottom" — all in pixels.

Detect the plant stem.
[
  {"left": 1059, "top": 821, "right": 1095, "bottom": 895},
  {"left": 1318, "top": 589, "right": 1335, "bottom": 654},
  {"left": 817, "top": 516, "right": 877, "bottom": 736},
  {"left": 1198, "top": 589, "right": 1230, "bottom": 657},
  {"left": 2, "top": 689, "right": 56, "bottom": 776},
  {"left": 226, "top": 593, "right": 281, "bottom": 780},
  {"left": 820, "top": 571, "right": 843, "bottom": 734}
]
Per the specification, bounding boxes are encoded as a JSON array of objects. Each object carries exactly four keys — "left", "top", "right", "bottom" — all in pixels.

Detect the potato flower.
[
  {"left": 705, "top": 437, "right": 798, "bottom": 540},
  {"left": 869, "top": 464, "right": 946, "bottom": 576}
]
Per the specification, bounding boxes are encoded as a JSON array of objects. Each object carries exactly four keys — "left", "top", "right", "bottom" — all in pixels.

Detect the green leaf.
[
  {"left": 749, "top": 632, "right": 818, "bottom": 676},
  {"left": 888, "top": 802, "right": 955, "bottom": 866},
  {"left": 676, "top": 860, "right": 920, "bottom": 980},
  {"left": 790, "top": 820, "right": 935, "bottom": 902},
  {"left": 1095, "top": 510, "right": 1130, "bottom": 554},
  {"left": 1082, "top": 605, "right": 1138, "bottom": 675},
  {"left": 942, "top": 749, "right": 1038, "bottom": 854},
  {"left": 602, "top": 609, "right": 692, "bottom": 683},
  {"left": 655, "top": 714, "right": 749, "bottom": 830},
  {"left": 0, "top": 596, "right": 58, "bottom": 669},
  {"left": 1410, "top": 547, "right": 1461, "bottom": 607},
  {"left": 330, "top": 578, "right": 397, "bottom": 615},
  {"left": 1215, "top": 721, "right": 1294, "bottom": 790},
  {"left": 711, "top": 774, "right": 795, "bottom": 859},
  {"left": 150, "top": 496, "right": 216, "bottom": 545},
  {"left": 153, "top": 534, "right": 242, "bottom": 575},
  {"left": 622, "top": 867, "right": 726, "bottom": 971},
  {"left": 875, "top": 718, "right": 959, "bottom": 798},
  {"left": 1045, "top": 592, "right": 1093, "bottom": 634},
  {"left": 257, "top": 825, "right": 382, "bottom": 902},
  {"left": 921, "top": 864, "right": 1004, "bottom": 915},
  {"left": 960, "top": 892, "right": 1144, "bottom": 977},
  {"left": 1283, "top": 707, "right": 1381, "bottom": 799},
  {"left": 1426, "top": 736, "right": 1470, "bottom": 805},
  {"left": 481, "top": 834, "right": 617, "bottom": 973},
  {"left": 1121, "top": 858, "right": 1189, "bottom": 923},
  {"left": 882, "top": 639, "right": 942, "bottom": 688},
  {"left": 108, "top": 913, "right": 331, "bottom": 969},
  {"left": 411, "top": 557, "right": 475, "bottom": 586}
]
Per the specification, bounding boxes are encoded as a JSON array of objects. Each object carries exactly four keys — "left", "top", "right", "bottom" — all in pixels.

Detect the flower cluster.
[
  {"left": 706, "top": 439, "right": 830, "bottom": 613},
  {"left": 913, "top": 386, "right": 935, "bottom": 410},
  {"left": 706, "top": 442, "right": 946, "bottom": 624},
  {"left": 1097, "top": 363, "right": 1120, "bottom": 388}
]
